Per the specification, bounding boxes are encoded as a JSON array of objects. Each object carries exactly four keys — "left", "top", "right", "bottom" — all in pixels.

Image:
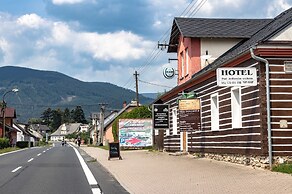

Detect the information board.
[
  {"left": 153, "top": 104, "right": 169, "bottom": 129},
  {"left": 179, "top": 99, "right": 201, "bottom": 131},
  {"left": 108, "top": 142, "right": 122, "bottom": 160}
]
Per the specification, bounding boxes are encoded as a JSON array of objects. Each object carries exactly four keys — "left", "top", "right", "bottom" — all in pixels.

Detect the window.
[
  {"left": 180, "top": 52, "right": 184, "bottom": 77},
  {"left": 211, "top": 93, "right": 219, "bottom": 130},
  {"left": 172, "top": 108, "right": 178, "bottom": 135},
  {"left": 231, "top": 87, "right": 242, "bottom": 128},
  {"left": 185, "top": 48, "right": 189, "bottom": 75}
]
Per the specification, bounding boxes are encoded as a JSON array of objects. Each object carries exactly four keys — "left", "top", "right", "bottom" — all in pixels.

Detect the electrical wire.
[{"left": 138, "top": 79, "right": 173, "bottom": 89}]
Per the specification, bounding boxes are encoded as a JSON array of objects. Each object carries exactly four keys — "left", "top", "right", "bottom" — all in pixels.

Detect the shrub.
[
  {"left": 16, "top": 141, "right": 29, "bottom": 148},
  {"left": 0, "top": 138, "right": 10, "bottom": 149}
]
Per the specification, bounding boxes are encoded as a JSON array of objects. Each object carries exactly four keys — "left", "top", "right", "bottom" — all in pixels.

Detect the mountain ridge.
[{"left": 0, "top": 66, "right": 153, "bottom": 122}]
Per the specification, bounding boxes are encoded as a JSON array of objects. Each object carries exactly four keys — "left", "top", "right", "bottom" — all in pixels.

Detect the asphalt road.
[{"left": 0, "top": 142, "right": 128, "bottom": 194}]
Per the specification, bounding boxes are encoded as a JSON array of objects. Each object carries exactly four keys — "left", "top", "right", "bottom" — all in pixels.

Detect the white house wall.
[
  {"left": 271, "top": 24, "right": 292, "bottom": 41},
  {"left": 200, "top": 38, "right": 241, "bottom": 68}
]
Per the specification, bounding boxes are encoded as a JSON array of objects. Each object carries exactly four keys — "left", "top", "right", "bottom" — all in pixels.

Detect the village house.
[
  {"left": 0, "top": 107, "right": 17, "bottom": 145},
  {"left": 154, "top": 7, "right": 292, "bottom": 168},
  {"left": 51, "top": 123, "right": 81, "bottom": 141},
  {"left": 103, "top": 101, "right": 138, "bottom": 145}
]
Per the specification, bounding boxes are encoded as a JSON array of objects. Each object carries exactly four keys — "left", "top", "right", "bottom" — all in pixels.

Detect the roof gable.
[{"left": 168, "top": 18, "right": 272, "bottom": 52}]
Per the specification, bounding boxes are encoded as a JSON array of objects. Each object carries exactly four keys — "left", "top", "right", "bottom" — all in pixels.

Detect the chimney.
[{"left": 123, "top": 101, "right": 127, "bottom": 108}]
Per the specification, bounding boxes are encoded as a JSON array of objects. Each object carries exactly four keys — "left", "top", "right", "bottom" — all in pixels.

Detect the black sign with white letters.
[{"left": 153, "top": 104, "right": 169, "bottom": 129}]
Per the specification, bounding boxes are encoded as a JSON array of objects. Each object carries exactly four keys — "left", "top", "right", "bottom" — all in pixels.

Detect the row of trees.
[{"left": 29, "top": 106, "right": 87, "bottom": 132}]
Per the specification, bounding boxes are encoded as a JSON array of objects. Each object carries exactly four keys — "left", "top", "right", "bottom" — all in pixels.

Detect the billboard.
[
  {"left": 119, "top": 119, "right": 153, "bottom": 147},
  {"left": 152, "top": 104, "right": 169, "bottom": 129}
]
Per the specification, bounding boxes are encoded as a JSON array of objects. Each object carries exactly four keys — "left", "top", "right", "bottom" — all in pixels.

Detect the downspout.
[{"left": 250, "top": 47, "right": 272, "bottom": 169}]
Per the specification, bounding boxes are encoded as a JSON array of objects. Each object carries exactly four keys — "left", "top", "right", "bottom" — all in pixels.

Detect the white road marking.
[
  {"left": 92, "top": 188, "right": 102, "bottom": 194},
  {"left": 37, "top": 153, "right": 42, "bottom": 156},
  {"left": 12, "top": 166, "right": 22, "bottom": 173},
  {"left": 43, "top": 150, "right": 46, "bottom": 153},
  {"left": 71, "top": 146, "right": 98, "bottom": 187},
  {"left": 28, "top": 158, "right": 34, "bottom": 163}
]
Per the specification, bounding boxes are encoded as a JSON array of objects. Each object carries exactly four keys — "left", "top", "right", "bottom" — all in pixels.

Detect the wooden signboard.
[
  {"left": 108, "top": 143, "right": 122, "bottom": 160},
  {"left": 179, "top": 99, "right": 201, "bottom": 131}
]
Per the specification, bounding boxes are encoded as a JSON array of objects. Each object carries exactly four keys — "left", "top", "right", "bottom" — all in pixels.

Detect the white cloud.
[
  {"left": 267, "top": 0, "right": 292, "bottom": 17},
  {"left": 17, "top": 14, "right": 46, "bottom": 29},
  {"left": 52, "top": 0, "right": 96, "bottom": 5}
]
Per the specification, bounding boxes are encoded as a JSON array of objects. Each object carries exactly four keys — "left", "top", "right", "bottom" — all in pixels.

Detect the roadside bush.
[
  {"left": 16, "top": 141, "right": 29, "bottom": 148},
  {"left": 0, "top": 138, "right": 10, "bottom": 149}
]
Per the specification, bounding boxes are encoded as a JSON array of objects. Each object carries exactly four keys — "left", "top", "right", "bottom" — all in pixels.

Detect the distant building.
[{"left": 51, "top": 123, "right": 81, "bottom": 141}]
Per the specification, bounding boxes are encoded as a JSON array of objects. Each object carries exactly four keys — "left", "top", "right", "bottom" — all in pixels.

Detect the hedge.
[{"left": 0, "top": 138, "right": 10, "bottom": 149}]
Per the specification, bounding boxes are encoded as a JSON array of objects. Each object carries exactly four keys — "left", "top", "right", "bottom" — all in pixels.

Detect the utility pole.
[
  {"left": 134, "top": 71, "right": 139, "bottom": 107},
  {"left": 98, "top": 103, "right": 107, "bottom": 146}
]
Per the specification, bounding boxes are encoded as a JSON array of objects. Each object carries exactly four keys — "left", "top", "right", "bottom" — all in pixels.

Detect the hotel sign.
[{"left": 217, "top": 67, "right": 257, "bottom": 86}]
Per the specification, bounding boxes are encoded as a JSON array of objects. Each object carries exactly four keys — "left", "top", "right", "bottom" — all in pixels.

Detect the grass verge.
[
  {"left": 272, "top": 163, "right": 292, "bottom": 174},
  {"left": 0, "top": 147, "right": 20, "bottom": 154}
]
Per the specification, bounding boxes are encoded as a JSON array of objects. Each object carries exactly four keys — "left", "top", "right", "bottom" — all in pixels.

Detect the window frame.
[
  {"left": 231, "top": 87, "right": 242, "bottom": 128},
  {"left": 210, "top": 93, "right": 219, "bottom": 131}
]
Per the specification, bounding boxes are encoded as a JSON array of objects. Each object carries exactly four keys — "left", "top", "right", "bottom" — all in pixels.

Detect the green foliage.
[
  {"left": 0, "top": 147, "right": 20, "bottom": 154},
  {"left": 63, "top": 108, "right": 71, "bottom": 123},
  {"left": 79, "top": 131, "right": 90, "bottom": 144},
  {"left": 112, "top": 106, "right": 151, "bottom": 142},
  {"left": 272, "top": 162, "right": 292, "bottom": 174},
  {"left": 28, "top": 118, "right": 43, "bottom": 124},
  {"left": 41, "top": 106, "right": 88, "bottom": 132},
  {"left": 71, "top": 106, "right": 87, "bottom": 124},
  {"left": 66, "top": 132, "right": 78, "bottom": 140},
  {"left": 0, "top": 138, "right": 10, "bottom": 149}
]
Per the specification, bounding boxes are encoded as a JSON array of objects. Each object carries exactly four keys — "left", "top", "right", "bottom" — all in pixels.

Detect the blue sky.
[{"left": 0, "top": 0, "right": 291, "bottom": 93}]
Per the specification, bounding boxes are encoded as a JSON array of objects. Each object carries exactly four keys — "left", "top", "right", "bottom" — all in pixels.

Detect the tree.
[
  {"left": 71, "top": 106, "right": 87, "bottom": 124},
  {"left": 51, "top": 109, "right": 63, "bottom": 131},
  {"left": 41, "top": 108, "right": 52, "bottom": 126},
  {"left": 63, "top": 108, "right": 71, "bottom": 124}
]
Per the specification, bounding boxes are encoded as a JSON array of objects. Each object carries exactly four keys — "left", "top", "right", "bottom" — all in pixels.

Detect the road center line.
[
  {"left": 28, "top": 158, "right": 34, "bottom": 162},
  {"left": 43, "top": 150, "right": 46, "bottom": 153},
  {"left": 12, "top": 166, "right": 22, "bottom": 173},
  {"left": 37, "top": 153, "right": 42, "bottom": 156}
]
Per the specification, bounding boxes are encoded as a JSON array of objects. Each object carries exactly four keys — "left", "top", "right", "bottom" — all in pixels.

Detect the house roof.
[
  {"left": 197, "top": 6, "right": 292, "bottom": 76},
  {"left": 0, "top": 107, "right": 16, "bottom": 118},
  {"left": 30, "top": 124, "right": 50, "bottom": 132},
  {"left": 168, "top": 17, "right": 272, "bottom": 52},
  {"left": 104, "top": 102, "right": 138, "bottom": 129},
  {"left": 51, "top": 123, "right": 81, "bottom": 136},
  {"left": 156, "top": 7, "right": 292, "bottom": 103}
]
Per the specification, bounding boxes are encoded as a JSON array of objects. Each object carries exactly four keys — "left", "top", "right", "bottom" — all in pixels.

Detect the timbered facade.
[{"left": 155, "top": 8, "right": 292, "bottom": 167}]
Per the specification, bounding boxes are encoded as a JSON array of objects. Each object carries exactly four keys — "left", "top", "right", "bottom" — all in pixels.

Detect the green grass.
[
  {"left": 0, "top": 147, "right": 20, "bottom": 154},
  {"left": 272, "top": 163, "right": 292, "bottom": 174}
]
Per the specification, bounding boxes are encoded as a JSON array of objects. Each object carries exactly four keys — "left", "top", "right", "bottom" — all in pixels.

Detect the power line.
[{"left": 138, "top": 79, "right": 173, "bottom": 89}]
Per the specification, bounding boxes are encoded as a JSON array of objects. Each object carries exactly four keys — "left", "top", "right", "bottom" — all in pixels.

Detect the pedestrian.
[{"left": 77, "top": 136, "right": 81, "bottom": 147}]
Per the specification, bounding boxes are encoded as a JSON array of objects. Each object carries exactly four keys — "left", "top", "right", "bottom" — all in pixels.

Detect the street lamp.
[{"left": 2, "top": 88, "right": 18, "bottom": 138}]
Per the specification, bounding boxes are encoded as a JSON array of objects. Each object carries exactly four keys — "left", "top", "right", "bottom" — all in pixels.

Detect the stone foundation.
[{"left": 192, "top": 153, "right": 292, "bottom": 169}]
